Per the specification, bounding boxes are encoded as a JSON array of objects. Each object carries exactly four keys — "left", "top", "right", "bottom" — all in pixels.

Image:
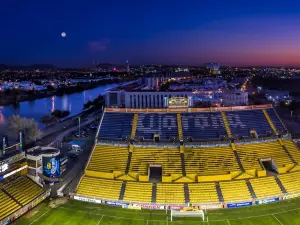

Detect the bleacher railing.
[{"left": 105, "top": 104, "right": 272, "bottom": 113}]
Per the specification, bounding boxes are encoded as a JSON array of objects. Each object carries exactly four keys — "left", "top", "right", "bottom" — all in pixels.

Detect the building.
[
  {"left": 125, "top": 60, "right": 130, "bottom": 73},
  {"left": 223, "top": 90, "right": 248, "bottom": 106},
  {"left": 205, "top": 62, "right": 221, "bottom": 74}
]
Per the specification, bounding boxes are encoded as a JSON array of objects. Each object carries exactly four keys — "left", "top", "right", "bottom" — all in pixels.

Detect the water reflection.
[
  {"left": 0, "top": 83, "right": 118, "bottom": 128},
  {"left": 51, "top": 96, "right": 55, "bottom": 112},
  {"left": 0, "top": 107, "right": 5, "bottom": 125}
]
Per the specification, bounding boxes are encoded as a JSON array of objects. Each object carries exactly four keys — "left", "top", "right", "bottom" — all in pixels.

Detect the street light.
[{"left": 78, "top": 117, "right": 81, "bottom": 136}]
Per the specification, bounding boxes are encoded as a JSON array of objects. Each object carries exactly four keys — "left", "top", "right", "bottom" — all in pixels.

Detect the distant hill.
[
  {"left": 0, "top": 64, "right": 56, "bottom": 69},
  {"left": 0, "top": 64, "right": 8, "bottom": 69}
]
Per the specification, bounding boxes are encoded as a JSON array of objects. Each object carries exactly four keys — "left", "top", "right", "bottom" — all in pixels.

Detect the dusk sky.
[{"left": 1, "top": 0, "right": 300, "bottom": 67}]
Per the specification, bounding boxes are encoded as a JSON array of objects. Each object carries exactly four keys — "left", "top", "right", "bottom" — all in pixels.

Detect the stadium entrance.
[
  {"left": 260, "top": 158, "right": 278, "bottom": 174},
  {"left": 149, "top": 164, "right": 162, "bottom": 182}
]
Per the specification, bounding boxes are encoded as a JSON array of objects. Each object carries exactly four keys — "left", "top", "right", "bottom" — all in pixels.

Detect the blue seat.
[
  {"left": 226, "top": 110, "right": 272, "bottom": 137},
  {"left": 266, "top": 108, "right": 285, "bottom": 133},
  {"left": 98, "top": 112, "right": 133, "bottom": 140},
  {"left": 135, "top": 113, "right": 178, "bottom": 140},
  {"left": 181, "top": 112, "right": 226, "bottom": 140}
]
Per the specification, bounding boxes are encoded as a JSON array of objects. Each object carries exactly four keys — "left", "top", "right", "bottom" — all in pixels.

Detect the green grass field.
[{"left": 12, "top": 197, "right": 300, "bottom": 225}]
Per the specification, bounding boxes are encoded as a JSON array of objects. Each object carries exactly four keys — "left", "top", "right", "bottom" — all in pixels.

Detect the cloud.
[{"left": 88, "top": 39, "right": 110, "bottom": 52}]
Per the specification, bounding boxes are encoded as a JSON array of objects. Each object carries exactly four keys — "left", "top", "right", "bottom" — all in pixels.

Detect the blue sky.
[{"left": 1, "top": 0, "right": 300, "bottom": 67}]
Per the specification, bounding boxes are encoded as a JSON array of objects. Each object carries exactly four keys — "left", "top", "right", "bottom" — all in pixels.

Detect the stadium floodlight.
[
  {"left": 170, "top": 208, "right": 205, "bottom": 222},
  {"left": 0, "top": 163, "right": 8, "bottom": 173}
]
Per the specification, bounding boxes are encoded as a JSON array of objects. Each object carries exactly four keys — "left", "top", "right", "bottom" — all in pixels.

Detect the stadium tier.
[
  {"left": 77, "top": 176, "right": 122, "bottom": 200},
  {"left": 266, "top": 108, "right": 285, "bottom": 133},
  {"left": 278, "top": 171, "right": 300, "bottom": 193},
  {"left": 130, "top": 147, "right": 182, "bottom": 175},
  {"left": 188, "top": 183, "right": 219, "bottom": 204},
  {"left": 236, "top": 141, "right": 293, "bottom": 170},
  {"left": 219, "top": 180, "right": 252, "bottom": 202},
  {"left": 249, "top": 176, "right": 282, "bottom": 199},
  {"left": 123, "top": 182, "right": 152, "bottom": 203},
  {"left": 226, "top": 110, "right": 273, "bottom": 137},
  {"left": 0, "top": 175, "right": 45, "bottom": 222},
  {"left": 135, "top": 113, "right": 178, "bottom": 140},
  {"left": 98, "top": 112, "right": 133, "bottom": 140},
  {"left": 156, "top": 183, "right": 185, "bottom": 204},
  {"left": 98, "top": 107, "right": 285, "bottom": 142},
  {"left": 75, "top": 106, "right": 300, "bottom": 206},
  {"left": 3, "top": 176, "right": 44, "bottom": 206},
  {"left": 184, "top": 146, "right": 241, "bottom": 175},
  {"left": 87, "top": 145, "right": 129, "bottom": 172},
  {"left": 0, "top": 190, "right": 21, "bottom": 221},
  {"left": 181, "top": 112, "right": 227, "bottom": 140}
]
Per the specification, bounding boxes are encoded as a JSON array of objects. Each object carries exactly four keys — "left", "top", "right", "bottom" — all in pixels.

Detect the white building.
[{"left": 223, "top": 90, "right": 248, "bottom": 106}]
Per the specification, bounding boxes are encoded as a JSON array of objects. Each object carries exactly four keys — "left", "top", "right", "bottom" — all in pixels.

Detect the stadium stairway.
[
  {"left": 130, "top": 113, "right": 138, "bottom": 139},
  {"left": 232, "top": 143, "right": 245, "bottom": 172},
  {"left": 215, "top": 182, "right": 224, "bottom": 202},
  {"left": 281, "top": 144, "right": 298, "bottom": 165},
  {"left": 119, "top": 181, "right": 127, "bottom": 201},
  {"left": 180, "top": 153, "right": 187, "bottom": 176},
  {"left": 152, "top": 183, "right": 157, "bottom": 203},
  {"left": 125, "top": 152, "right": 133, "bottom": 174},
  {"left": 184, "top": 183, "right": 190, "bottom": 204},
  {"left": 262, "top": 109, "right": 277, "bottom": 134},
  {"left": 1, "top": 188, "right": 22, "bottom": 207},
  {"left": 246, "top": 180, "right": 257, "bottom": 199},
  {"left": 275, "top": 176, "right": 287, "bottom": 194},
  {"left": 221, "top": 112, "right": 232, "bottom": 138},
  {"left": 177, "top": 114, "right": 183, "bottom": 141}
]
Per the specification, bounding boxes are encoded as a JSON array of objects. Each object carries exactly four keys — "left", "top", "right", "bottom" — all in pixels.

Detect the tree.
[
  {"left": 51, "top": 109, "right": 70, "bottom": 120},
  {"left": 40, "top": 115, "right": 56, "bottom": 126},
  {"left": 6, "top": 115, "right": 41, "bottom": 143},
  {"left": 83, "top": 100, "right": 92, "bottom": 109}
]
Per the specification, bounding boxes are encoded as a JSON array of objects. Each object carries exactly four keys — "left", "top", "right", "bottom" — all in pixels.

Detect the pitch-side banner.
[
  {"left": 256, "top": 197, "right": 279, "bottom": 205},
  {"left": 74, "top": 196, "right": 101, "bottom": 204},
  {"left": 227, "top": 201, "right": 252, "bottom": 208}
]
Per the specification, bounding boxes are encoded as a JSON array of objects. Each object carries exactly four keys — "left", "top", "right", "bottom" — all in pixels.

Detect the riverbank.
[{"left": 0, "top": 78, "right": 129, "bottom": 106}]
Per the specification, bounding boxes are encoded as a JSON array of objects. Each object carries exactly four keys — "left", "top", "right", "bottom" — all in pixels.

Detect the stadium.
[{"left": 2, "top": 103, "right": 300, "bottom": 224}]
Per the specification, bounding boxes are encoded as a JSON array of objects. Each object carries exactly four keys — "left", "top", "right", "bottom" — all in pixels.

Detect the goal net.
[{"left": 170, "top": 207, "right": 205, "bottom": 222}]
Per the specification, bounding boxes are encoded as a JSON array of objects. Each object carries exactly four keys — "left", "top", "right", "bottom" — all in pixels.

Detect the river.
[{"left": 0, "top": 83, "right": 118, "bottom": 128}]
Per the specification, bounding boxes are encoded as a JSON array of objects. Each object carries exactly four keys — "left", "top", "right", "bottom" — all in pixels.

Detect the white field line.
[
  {"left": 96, "top": 215, "right": 104, "bottom": 225},
  {"left": 29, "top": 208, "right": 52, "bottom": 225},
  {"left": 273, "top": 214, "right": 284, "bottom": 225}
]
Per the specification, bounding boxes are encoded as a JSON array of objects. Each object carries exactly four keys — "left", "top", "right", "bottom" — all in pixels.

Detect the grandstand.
[{"left": 74, "top": 104, "right": 300, "bottom": 210}]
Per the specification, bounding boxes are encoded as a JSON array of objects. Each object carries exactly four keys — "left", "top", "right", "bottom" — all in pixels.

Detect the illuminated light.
[
  {"left": 0, "top": 163, "right": 8, "bottom": 173},
  {"left": 3, "top": 165, "right": 28, "bottom": 179}
]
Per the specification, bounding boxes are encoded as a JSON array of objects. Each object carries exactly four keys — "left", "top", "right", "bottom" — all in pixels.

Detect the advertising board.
[
  {"left": 74, "top": 196, "right": 101, "bottom": 204},
  {"left": 256, "top": 197, "right": 279, "bottom": 205},
  {"left": 43, "top": 156, "right": 61, "bottom": 179},
  {"left": 227, "top": 201, "right": 252, "bottom": 208}
]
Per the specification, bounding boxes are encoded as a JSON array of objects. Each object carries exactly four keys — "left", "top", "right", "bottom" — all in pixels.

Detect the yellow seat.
[
  {"left": 250, "top": 176, "right": 282, "bottom": 198},
  {"left": 87, "top": 145, "right": 129, "bottom": 172},
  {"left": 189, "top": 183, "right": 219, "bottom": 204},
  {"left": 77, "top": 176, "right": 122, "bottom": 200},
  {"left": 220, "top": 180, "right": 252, "bottom": 202},
  {"left": 123, "top": 182, "right": 152, "bottom": 203}
]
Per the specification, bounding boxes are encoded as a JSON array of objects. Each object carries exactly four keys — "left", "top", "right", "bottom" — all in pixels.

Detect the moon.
[{"left": 61, "top": 32, "right": 66, "bottom": 38}]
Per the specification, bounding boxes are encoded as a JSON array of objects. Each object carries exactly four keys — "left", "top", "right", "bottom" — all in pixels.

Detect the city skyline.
[{"left": 2, "top": 0, "right": 300, "bottom": 67}]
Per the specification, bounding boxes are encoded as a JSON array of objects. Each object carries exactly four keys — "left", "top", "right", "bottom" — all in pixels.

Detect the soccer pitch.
[{"left": 12, "top": 197, "right": 300, "bottom": 225}]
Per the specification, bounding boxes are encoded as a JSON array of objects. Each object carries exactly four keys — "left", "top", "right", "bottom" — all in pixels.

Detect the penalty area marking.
[
  {"left": 273, "top": 214, "right": 284, "bottom": 225},
  {"left": 29, "top": 208, "right": 52, "bottom": 225},
  {"left": 96, "top": 215, "right": 104, "bottom": 225},
  {"left": 227, "top": 220, "right": 231, "bottom": 225}
]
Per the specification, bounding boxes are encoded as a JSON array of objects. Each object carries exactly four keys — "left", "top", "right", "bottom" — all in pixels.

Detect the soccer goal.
[{"left": 170, "top": 208, "right": 205, "bottom": 222}]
